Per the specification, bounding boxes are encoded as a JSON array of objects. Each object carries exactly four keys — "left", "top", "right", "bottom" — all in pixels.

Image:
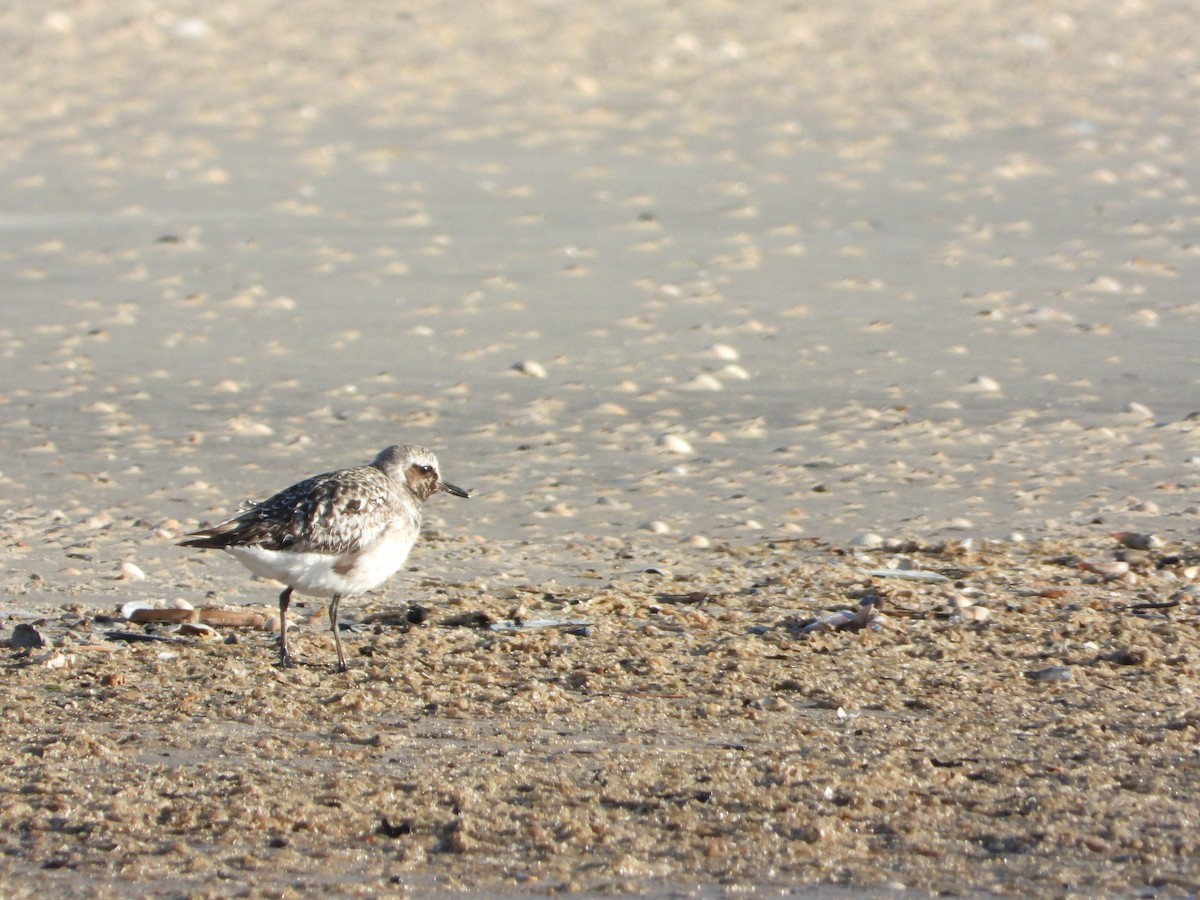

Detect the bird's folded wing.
[{"left": 184, "top": 467, "right": 409, "bottom": 555}]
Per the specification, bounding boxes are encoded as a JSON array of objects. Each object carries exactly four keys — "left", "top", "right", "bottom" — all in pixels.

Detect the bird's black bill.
[{"left": 439, "top": 481, "right": 470, "bottom": 498}]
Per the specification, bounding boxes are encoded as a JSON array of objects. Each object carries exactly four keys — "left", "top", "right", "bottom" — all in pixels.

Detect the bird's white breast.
[{"left": 228, "top": 521, "right": 419, "bottom": 598}]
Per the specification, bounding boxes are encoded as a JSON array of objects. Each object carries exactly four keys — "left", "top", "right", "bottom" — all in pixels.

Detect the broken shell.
[
  {"left": 1124, "top": 401, "right": 1154, "bottom": 420},
  {"left": 800, "top": 598, "right": 885, "bottom": 634},
  {"left": 178, "top": 622, "right": 219, "bottom": 639},
  {"left": 865, "top": 568, "right": 951, "bottom": 583},
  {"left": 1025, "top": 665, "right": 1074, "bottom": 683}
]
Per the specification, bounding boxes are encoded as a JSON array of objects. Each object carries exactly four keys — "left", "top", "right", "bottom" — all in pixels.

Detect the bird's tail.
[{"left": 178, "top": 521, "right": 244, "bottom": 549}]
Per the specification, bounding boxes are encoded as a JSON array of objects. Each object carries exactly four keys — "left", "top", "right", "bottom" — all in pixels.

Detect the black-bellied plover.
[{"left": 180, "top": 444, "right": 469, "bottom": 671}]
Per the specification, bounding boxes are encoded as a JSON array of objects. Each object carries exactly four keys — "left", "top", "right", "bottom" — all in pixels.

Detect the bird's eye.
[{"left": 418, "top": 465, "right": 433, "bottom": 475}]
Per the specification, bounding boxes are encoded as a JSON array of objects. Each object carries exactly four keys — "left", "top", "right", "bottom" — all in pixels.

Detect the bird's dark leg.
[
  {"left": 329, "top": 594, "right": 347, "bottom": 673},
  {"left": 278, "top": 586, "right": 294, "bottom": 667}
]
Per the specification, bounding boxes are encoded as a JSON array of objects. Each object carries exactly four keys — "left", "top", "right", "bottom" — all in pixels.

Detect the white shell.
[
  {"left": 708, "top": 343, "right": 740, "bottom": 361},
  {"left": 512, "top": 360, "right": 548, "bottom": 378},
  {"left": 657, "top": 434, "right": 694, "bottom": 455}
]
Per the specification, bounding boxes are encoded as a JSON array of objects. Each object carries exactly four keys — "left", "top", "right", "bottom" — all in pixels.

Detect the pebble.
[{"left": 642, "top": 520, "right": 671, "bottom": 534}]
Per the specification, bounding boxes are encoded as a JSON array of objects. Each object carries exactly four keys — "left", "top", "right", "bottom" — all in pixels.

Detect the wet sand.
[{"left": 2, "top": 1, "right": 1200, "bottom": 896}]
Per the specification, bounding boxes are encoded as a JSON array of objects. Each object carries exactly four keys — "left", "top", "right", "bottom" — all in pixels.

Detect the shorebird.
[{"left": 180, "top": 444, "right": 469, "bottom": 671}]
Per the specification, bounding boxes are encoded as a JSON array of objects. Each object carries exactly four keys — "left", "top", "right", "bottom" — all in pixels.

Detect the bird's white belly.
[{"left": 228, "top": 528, "right": 415, "bottom": 598}]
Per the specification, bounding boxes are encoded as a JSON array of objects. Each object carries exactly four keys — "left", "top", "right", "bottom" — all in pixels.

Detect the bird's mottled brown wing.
[{"left": 180, "top": 466, "right": 412, "bottom": 554}]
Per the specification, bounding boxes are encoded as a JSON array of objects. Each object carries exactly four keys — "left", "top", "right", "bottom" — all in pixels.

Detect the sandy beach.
[{"left": 2, "top": 1, "right": 1199, "bottom": 896}]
